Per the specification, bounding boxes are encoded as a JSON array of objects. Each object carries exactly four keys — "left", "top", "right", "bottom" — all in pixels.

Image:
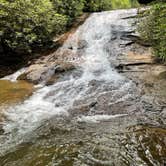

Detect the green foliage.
[
  {"left": 51, "top": 0, "right": 85, "bottom": 19},
  {"left": 83, "top": 0, "right": 138, "bottom": 12},
  {"left": 0, "top": 0, "right": 140, "bottom": 56},
  {"left": 0, "top": 0, "right": 67, "bottom": 54},
  {"left": 111, "top": 0, "right": 138, "bottom": 9},
  {"left": 138, "top": 2, "right": 166, "bottom": 60},
  {"left": 83, "top": 0, "right": 112, "bottom": 12}
]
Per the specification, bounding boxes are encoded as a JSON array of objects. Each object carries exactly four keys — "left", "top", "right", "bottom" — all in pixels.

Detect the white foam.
[
  {"left": 1, "top": 68, "right": 27, "bottom": 82},
  {"left": 77, "top": 114, "right": 128, "bottom": 123}
]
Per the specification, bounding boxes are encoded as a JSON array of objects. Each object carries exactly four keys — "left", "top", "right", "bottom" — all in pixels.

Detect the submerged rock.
[
  {"left": 0, "top": 80, "right": 33, "bottom": 106},
  {"left": 77, "top": 40, "right": 88, "bottom": 50}
]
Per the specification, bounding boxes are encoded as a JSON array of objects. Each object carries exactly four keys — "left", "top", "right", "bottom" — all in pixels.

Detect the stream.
[{"left": 0, "top": 9, "right": 166, "bottom": 166}]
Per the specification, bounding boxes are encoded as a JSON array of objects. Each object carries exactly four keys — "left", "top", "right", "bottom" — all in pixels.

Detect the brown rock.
[{"left": 18, "top": 62, "right": 75, "bottom": 84}]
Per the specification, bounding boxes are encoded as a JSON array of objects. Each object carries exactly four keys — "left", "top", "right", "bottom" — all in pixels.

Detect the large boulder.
[{"left": 18, "top": 62, "right": 75, "bottom": 84}]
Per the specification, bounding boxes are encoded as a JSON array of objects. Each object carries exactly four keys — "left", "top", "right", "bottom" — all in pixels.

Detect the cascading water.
[
  {"left": 0, "top": 8, "right": 137, "bottom": 154},
  {"left": 1, "top": 68, "right": 27, "bottom": 82},
  {"left": 0, "top": 9, "right": 165, "bottom": 165}
]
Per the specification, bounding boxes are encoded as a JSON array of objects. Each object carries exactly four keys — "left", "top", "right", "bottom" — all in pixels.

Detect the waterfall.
[{"left": 0, "top": 9, "right": 138, "bottom": 155}]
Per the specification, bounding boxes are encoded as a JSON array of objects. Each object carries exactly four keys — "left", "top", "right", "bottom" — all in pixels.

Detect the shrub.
[
  {"left": 111, "top": 0, "right": 139, "bottom": 9},
  {"left": 138, "top": 2, "right": 166, "bottom": 60},
  {"left": 83, "top": 0, "right": 112, "bottom": 12},
  {"left": 0, "top": 0, "right": 67, "bottom": 54},
  {"left": 83, "top": 0, "right": 138, "bottom": 12},
  {"left": 51, "top": 0, "right": 85, "bottom": 19}
]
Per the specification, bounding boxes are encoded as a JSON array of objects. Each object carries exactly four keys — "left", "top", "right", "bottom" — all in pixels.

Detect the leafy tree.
[
  {"left": 138, "top": 2, "right": 166, "bottom": 60},
  {"left": 83, "top": 0, "right": 112, "bottom": 12},
  {"left": 0, "top": 0, "right": 67, "bottom": 54},
  {"left": 83, "top": 0, "right": 138, "bottom": 12},
  {"left": 51, "top": 0, "right": 85, "bottom": 19},
  {"left": 111, "top": 0, "right": 138, "bottom": 9}
]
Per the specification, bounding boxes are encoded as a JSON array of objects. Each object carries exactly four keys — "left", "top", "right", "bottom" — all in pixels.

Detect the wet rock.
[
  {"left": 18, "top": 62, "right": 75, "bottom": 84},
  {"left": 0, "top": 124, "right": 4, "bottom": 135},
  {"left": 120, "top": 32, "right": 139, "bottom": 41},
  {"left": 121, "top": 31, "right": 151, "bottom": 46},
  {"left": 71, "top": 105, "right": 90, "bottom": 116},
  {"left": 161, "top": 108, "right": 166, "bottom": 118},
  {"left": 89, "top": 101, "right": 97, "bottom": 108},
  {"left": 124, "top": 125, "right": 166, "bottom": 165},
  {"left": 54, "top": 63, "right": 75, "bottom": 73},
  {"left": 119, "top": 40, "right": 134, "bottom": 47},
  {"left": 77, "top": 40, "right": 88, "bottom": 50},
  {"left": 158, "top": 71, "right": 166, "bottom": 80},
  {"left": 121, "top": 51, "right": 153, "bottom": 65},
  {"left": 45, "top": 75, "right": 59, "bottom": 86},
  {"left": 144, "top": 82, "right": 154, "bottom": 88},
  {"left": 70, "top": 101, "right": 98, "bottom": 117},
  {"left": 18, "top": 64, "right": 54, "bottom": 84}
]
